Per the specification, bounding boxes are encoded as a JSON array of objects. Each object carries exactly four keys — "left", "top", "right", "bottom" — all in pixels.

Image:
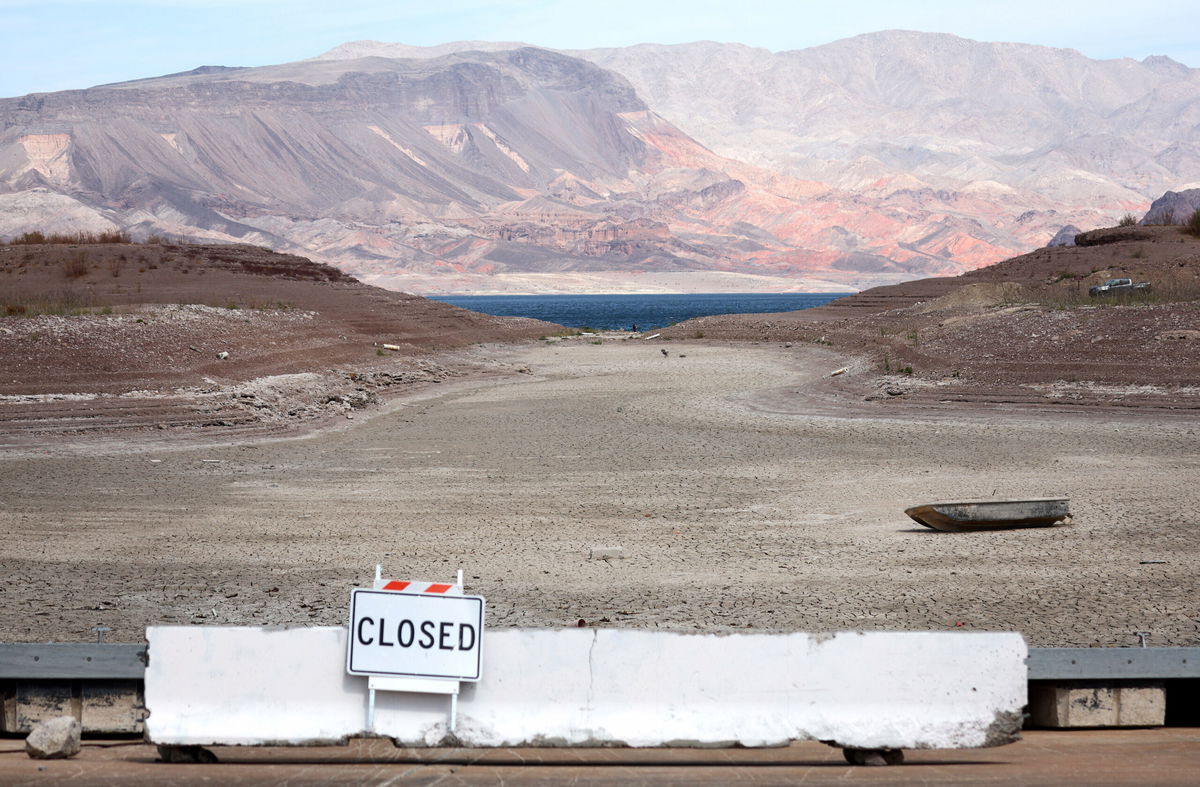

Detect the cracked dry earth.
[{"left": 1, "top": 340, "right": 1197, "bottom": 648}]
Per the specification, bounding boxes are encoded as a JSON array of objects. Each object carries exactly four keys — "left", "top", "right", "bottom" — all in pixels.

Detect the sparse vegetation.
[
  {"left": 61, "top": 252, "right": 88, "bottom": 279},
  {"left": 1184, "top": 209, "right": 1200, "bottom": 238},
  {"left": 1117, "top": 213, "right": 1138, "bottom": 227},
  {"left": 5, "top": 230, "right": 131, "bottom": 245},
  {"left": 2, "top": 290, "right": 103, "bottom": 317}
]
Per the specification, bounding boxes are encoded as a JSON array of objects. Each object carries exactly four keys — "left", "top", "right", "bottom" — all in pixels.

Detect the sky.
[{"left": 3, "top": 0, "right": 1200, "bottom": 99}]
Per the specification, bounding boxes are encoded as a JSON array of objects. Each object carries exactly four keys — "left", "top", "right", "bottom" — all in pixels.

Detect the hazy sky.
[{"left": 4, "top": 0, "right": 1199, "bottom": 98}]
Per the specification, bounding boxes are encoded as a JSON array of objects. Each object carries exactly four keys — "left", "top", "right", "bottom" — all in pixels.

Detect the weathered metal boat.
[{"left": 904, "top": 497, "right": 1071, "bottom": 532}]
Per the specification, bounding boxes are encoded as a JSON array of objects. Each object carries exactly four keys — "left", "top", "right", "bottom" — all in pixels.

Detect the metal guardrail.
[
  {"left": 1027, "top": 648, "right": 1200, "bottom": 680},
  {"left": 0, "top": 643, "right": 146, "bottom": 680},
  {"left": 1, "top": 643, "right": 1197, "bottom": 682}
]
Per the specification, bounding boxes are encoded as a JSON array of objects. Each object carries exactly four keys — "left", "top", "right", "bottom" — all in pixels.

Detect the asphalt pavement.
[{"left": 1, "top": 729, "right": 1198, "bottom": 785}]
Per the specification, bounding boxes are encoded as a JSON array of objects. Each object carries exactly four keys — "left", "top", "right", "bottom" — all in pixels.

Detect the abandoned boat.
[{"left": 904, "top": 497, "right": 1071, "bottom": 532}]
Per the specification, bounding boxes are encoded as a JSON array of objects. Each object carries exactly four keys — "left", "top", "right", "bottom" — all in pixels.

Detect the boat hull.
[{"left": 905, "top": 498, "right": 1071, "bottom": 532}]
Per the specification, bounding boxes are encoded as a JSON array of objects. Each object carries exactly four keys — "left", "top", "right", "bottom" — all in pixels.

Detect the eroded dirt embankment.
[
  {"left": 660, "top": 225, "right": 1200, "bottom": 413},
  {"left": 0, "top": 242, "right": 556, "bottom": 442}
]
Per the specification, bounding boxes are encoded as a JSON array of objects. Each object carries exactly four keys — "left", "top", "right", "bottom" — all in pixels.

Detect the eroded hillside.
[
  {"left": 0, "top": 239, "right": 553, "bottom": 440},
  {"left": 10, "top": 33, "right": 1193, "bottom": 293},
  {"left": 662, "top": 225, "right": 1200, "bottom": 412}
]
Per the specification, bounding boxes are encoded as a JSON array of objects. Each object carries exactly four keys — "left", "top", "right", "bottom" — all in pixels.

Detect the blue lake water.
[{"left": 430, "top": 292, "right": 853, "bottom": 331}]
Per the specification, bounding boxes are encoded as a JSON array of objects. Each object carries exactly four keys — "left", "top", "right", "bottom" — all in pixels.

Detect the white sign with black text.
[{"left": 347, "top": 589, "right": 485, "bottom": 681}]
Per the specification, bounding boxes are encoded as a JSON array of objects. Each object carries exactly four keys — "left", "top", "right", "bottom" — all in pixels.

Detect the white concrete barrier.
[{"left": 145, "top": 627, "right": 1026, "bottom": 749}]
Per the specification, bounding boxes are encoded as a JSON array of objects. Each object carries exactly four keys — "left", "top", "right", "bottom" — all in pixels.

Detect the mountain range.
[{"left": 2, "top": 31, "right": 1198, "bottom": 293}]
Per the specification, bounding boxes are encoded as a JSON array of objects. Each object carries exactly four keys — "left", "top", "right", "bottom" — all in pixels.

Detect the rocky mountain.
[
  {"left": 0, "top": 47, "right": 931, "bottom": 293},
  {"left": 325, "top": 33, "right": 1200, "bottom": 281},
  {"left": 569, "top": 33, "right": 1200, "bottom": 202},
  {"left": 1047, "top": 225, "right": 1081, "bottom": 247},
  {"left": 1141, "top": 189, "right": 1200, "bottom": 224},
  {"left": 2, "top": 32, "right": 1199, "bottom": 293}
]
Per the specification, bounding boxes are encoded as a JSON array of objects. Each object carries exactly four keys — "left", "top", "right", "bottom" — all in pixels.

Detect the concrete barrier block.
[
  {"left": 1029, "top": 681, "right": 1166, "bottom": 728},
  {"left": 145, "top": 627, "right": 1027, "bottom": 750},
  {"left": 81, "top": 681, "right": 145, "bottom": 733},
  {"left": 2, "top": 682, "right": 76, "bottom": 733},
  {"left": 0, "top": 680, "right": 144, "bottom": 734},
  {"left": 1117, "top": 684, "right": 1167, "bottom": 726}
]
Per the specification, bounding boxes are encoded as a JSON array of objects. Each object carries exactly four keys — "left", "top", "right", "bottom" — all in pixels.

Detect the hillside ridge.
[{"left": 3, "top": 32, "right": 1199, "bottom": 293}]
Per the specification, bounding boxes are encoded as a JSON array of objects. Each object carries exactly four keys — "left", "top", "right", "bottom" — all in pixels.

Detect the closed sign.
[{"left": 347, "top": 589, "right": 484, "bottom": 680}]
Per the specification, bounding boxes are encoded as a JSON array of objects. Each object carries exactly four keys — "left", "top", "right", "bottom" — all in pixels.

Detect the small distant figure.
[
  {"left": 660, "top": 348, "right": 669, "bottom": 357},
  {"left": 631, "top": 323, "right": 638, "bottom": 333}
]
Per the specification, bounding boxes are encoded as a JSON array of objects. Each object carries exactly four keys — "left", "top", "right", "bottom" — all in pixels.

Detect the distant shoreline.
[{"left": 430, "top": 292, "right": 854, "bottom": 330}]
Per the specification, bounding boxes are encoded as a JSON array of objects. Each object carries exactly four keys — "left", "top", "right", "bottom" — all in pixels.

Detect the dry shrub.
[
  {"left": 1184, "top": 209, "right": 1200, "bottom": 238},
  {"left": 7, "top": 230, "right": 131, "bottom": 245},
  {"left": 2, "top": 287, "right": 98, "bottom": 317},
  {"left": 10, "top": 230, "right": 46, "bottom": 244},
  {"left": 62, "top": 252, "right": 88, "bottom": 279}
]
